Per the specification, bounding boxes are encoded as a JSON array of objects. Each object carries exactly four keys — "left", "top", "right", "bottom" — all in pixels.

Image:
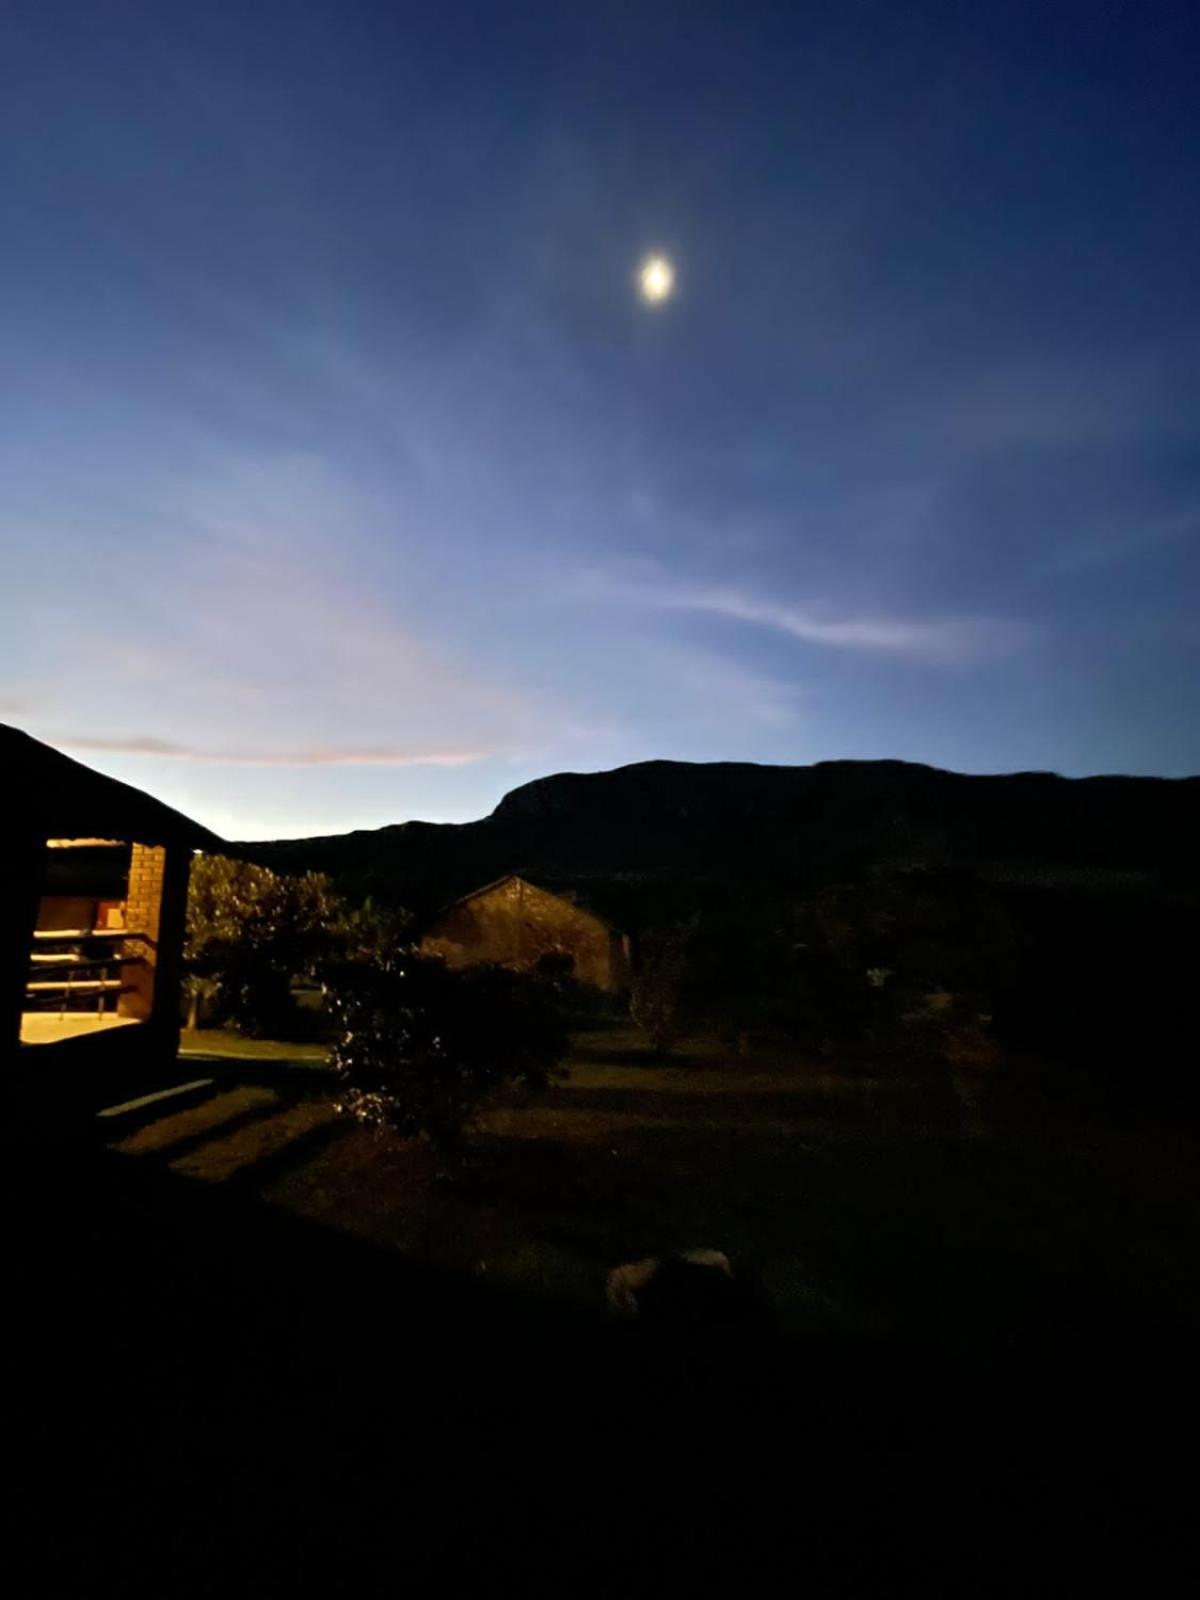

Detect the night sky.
[{"left": 3, "top": 1, "right": 1197, "bottom": 838}]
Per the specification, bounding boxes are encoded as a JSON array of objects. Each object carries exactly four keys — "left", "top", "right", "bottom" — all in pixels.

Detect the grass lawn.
[
  {"left": 180, "top": 1026, "right": 329, "bottom": 1063},
  {"left": 114, "top": 1024, "right": 1200, "bottom": 1351}
]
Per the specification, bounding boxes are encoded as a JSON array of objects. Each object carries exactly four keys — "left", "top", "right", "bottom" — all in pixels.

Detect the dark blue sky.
[{"left": 3, "top": 1, "right": 1197, "bottom": 836}]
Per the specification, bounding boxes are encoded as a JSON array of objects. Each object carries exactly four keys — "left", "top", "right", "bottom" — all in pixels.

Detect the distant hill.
[{"left": 239, "top": 759, "right": 1200, "bottom": 924}]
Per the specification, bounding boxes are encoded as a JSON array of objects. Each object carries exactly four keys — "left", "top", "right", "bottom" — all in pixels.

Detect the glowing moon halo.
[{"left": 638, "top": 253, "right": 676, "bottom": 304}]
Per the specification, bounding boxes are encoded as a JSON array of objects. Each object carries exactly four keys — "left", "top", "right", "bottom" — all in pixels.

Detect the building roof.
[
  {"left": 438, "top": 873, "right": 622, "bottom": 931},
  {"left": 1, "top": 725, "right": 222, "bottom": 851}
]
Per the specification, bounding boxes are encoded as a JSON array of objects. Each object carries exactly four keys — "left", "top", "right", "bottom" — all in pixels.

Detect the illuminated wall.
[{"left": 421, "top": 876, "right": 629, "bottom": 991}]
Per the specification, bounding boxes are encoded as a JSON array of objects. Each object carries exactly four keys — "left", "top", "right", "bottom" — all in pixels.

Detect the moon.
[{"left": 638, "top": 253, "right": 676, "bottom": 304}]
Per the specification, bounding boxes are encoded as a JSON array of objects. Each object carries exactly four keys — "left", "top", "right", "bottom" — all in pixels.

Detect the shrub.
[
  {"left": 325, "top": 951, "right": 568, "bottom": 1152},
  {"left": 631, "top": 975, "right": 683, "bottom": 1056},
  {"left": 631, "top": 926, "right": 693, "bottom": 1055},
  {"left": 901, "top": 989, "right": 1000, "bottom": 1073}
]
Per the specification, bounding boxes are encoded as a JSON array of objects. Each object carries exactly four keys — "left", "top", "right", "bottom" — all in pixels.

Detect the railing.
[{"left": 25, "top": 930, "right": 148, "bottom": 1017}]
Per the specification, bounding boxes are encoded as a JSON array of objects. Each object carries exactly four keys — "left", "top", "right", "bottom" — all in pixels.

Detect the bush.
[
  {"left": 631, "top": 975, "right": 683, "bottom": 1056},
  {"left": 631, "top": 926, "right": 692, "bottom": 1055},
  {"left": 324, "top": 951, "right": 568, "bottom": 1152},
  {"left": 900, "top": 989, "right": 1000, "bottom": 1072}
]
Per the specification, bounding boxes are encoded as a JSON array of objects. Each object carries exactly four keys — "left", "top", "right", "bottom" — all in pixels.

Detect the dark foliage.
[
  {"left": 185, "top": 854, "right": 345, "bottom": 1037},
  {"left": 239, "top": 759, "right": 1197, "bottom": 1089},
  {"left": 324, "top": 950, "right": 569, "bottom": 1150},
  {"left": 630, "top": 924, "right": 692, "bottom": 1054}
]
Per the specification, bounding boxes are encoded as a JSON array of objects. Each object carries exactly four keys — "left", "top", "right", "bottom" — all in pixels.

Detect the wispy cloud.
[
  {"left": 48, "top": 735, "right": 492, "bottom": 768},
  {"left": 590, "top": 567, "right": 1028, "bottom": 664},
  {"left": 672, "top": 589, "right": 1026, "bottom": 662},
  {"left": 9, "top": 446, "right": 560, "bottom": 773}
]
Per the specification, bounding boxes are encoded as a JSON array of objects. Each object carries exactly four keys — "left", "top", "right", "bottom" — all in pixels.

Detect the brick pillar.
[
  {"left": 119, "top": 843, "right": 167, "bottom": 1021},
  {"left": 153, "top": 846, "right": 191, "bottom": 1034}
]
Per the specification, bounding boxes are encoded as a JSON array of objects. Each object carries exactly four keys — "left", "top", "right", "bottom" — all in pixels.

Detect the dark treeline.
[{"left": 236, "top": 759, "right": 1197, "bottom": 1095}]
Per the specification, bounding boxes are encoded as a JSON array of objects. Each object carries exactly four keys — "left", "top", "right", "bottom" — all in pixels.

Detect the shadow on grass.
[
  {"left": 224, "top": 1114, "right": 351, "bottom": 1195},
  {"left": 567, "top": 1041, "right": 716, "bottom": 1068},
  {"left": 114, "top": 1096, "right": 290, "bottom": 1163},
  {"left": 455, "top": 1120, "right": 828, "bottom": 1271},
  {"left": 9, "top": 1123, "right": 1194, "bottom": 1592},
  {"left": 452, "top": 1111, "right": 1200, "bottom": 1354},
  {"left": 545, "top": 1080, "right": 944, "bottom": 1125}
]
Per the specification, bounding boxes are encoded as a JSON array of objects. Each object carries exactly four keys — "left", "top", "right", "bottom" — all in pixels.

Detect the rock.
[{"left": 605, "top": 1249, "right": 740, "bottom": 1323}]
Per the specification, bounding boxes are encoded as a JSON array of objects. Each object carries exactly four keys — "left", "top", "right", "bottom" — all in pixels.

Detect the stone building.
[
  {"left": 420, "top": 874, "right": 630, "bottom": 992},
  {"left": 2, "top": 724, "right": 221, "bottom": 1108}
]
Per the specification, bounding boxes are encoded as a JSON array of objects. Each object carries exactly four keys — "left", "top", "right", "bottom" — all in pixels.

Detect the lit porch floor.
[{"left": 20, "top": 1014, "right": 141, "bottom": 1045}]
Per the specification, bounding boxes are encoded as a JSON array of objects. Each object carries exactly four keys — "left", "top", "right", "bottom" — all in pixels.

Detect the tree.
[
  {"left": 337, "top": 896, "right": 413, "bottom": 962},
  {"left": 631, "top": 925, "right": 692, "bottom": 1056},
  {"left": 324, "top": 949, "right": 568, "bottom": 1153},
  {"left": 676, "top": 905, "right": 796, "bottom": 1052},
  {"left": 185, "top": 854, "right": 343, "bottom": 1036}
]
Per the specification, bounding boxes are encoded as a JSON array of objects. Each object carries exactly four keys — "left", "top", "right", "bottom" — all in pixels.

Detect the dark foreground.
[{"left": 10, "top": 1113, "right": 1195, "bottom": 1599}]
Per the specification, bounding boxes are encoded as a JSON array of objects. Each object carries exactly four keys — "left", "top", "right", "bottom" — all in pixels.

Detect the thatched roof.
[{"left": 1, "top": 725, "right": 222, "bottom": 851}]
